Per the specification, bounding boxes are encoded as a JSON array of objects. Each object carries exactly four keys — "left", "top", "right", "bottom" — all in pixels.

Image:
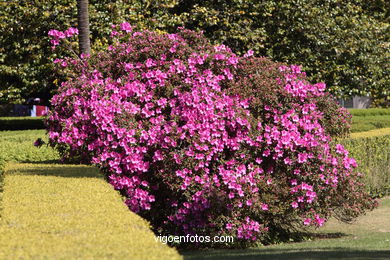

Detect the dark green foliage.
[
  {"left": 1, "top": 0, "right": 388, "bottom": 105},
  {"left": 171, "top": 0, "right": 389, "bottom": 105},
  {"left": 0, "top": 117, "right": 45, "bottom": 131},
  {"left": 0, "top": 0, "right": 179, "bottom": 104},
  {"left": 339, "top": 135, "right": 390, "bottom": 198}
]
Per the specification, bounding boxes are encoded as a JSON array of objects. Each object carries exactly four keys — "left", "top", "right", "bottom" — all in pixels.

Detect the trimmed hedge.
[
  {"left": 339, "top": 134, "right": 390, "bottom": 198},
  {"left": 349, "top": 108, "right": 390, "bottom": 117},
  {"left": 0, "top": 156, "right": 5, "bottom": 203},
  {"left": 0, "top": 117, "right": 45, "bottom": 131},
  {"left": 0, "top": 130, "right": 180, "bottom": 258},
  {"left": 350, "top": 128, "right": 390, "bottom": 139},
  {"left": 0, "top": 163, "right": 181, "bottom": 259}
]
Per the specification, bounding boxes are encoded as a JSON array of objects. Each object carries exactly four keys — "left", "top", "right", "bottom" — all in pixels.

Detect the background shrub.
[
  {"left": 0, "top": 117, "right": 45, "bottom": 131},
  {"left": 47, "top": 26, "right": 376, "bottom": 248}
]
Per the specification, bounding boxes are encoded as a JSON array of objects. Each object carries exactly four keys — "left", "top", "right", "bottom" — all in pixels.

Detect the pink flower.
[
  {"left": 315, "top": 214, "right": 325, "bottom": 226},
  {"left": 64, "top": 27, "right": 79, "bottom": 37},
  {"left": 261, "top": 203, "right": 269, "bottom": 211},
  {"left": 298, "top": 153, "right": 308, "bottom": 163},
  {"left": 120, "top": 22, "right": 132, "bottom": 33},
  {"left": 291, "top": 201, "right": 298, "bottom": 208},
  {"left": 244, "top": 49, "right": 254, "bottom": 58},
  {"left": 303, "top": 218, "right": 311, "bottom": 226}
]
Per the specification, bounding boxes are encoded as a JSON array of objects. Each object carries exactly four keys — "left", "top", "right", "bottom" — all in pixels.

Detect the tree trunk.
[{"left": 77, "top": 0, "right": 91, "bottom": 55}]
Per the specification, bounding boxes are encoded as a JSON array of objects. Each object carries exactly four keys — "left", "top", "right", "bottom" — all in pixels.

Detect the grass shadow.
[
  {"left": 182, "top": 248, "right": 390, "bottom": 260},
  {"left": 8, "top": 164, "right": 102, "bottom": 179},
  {"left": 21, "top": 159, "right": 60, "bottom": 164}
]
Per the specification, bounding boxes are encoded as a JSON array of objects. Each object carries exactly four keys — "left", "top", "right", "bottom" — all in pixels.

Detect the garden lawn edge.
[{"left": 0, "top": 162, "right": 181, "bottom": 260}]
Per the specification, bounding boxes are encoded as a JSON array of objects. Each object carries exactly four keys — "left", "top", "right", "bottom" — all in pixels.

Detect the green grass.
[
  {"left": 351, "top": 115, "right": 390, "bottom": 133},
  {"left": 349, "top": 108, "right": 390, "bottom": 117},
  {"left": 0, "top": 129, "right": 58, "bottom": 163},
  {"left": 348, "top": 108, "right": 390, "bottom": 133},
  {"left": 183, "top": 197, "right": 390, "bottom": 260},
  {"left": 0, "top": 163, "right": 181, "bottom": 259}
]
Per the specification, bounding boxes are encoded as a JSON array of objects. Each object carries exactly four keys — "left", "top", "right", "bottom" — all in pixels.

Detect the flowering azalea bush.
[{"left": 47, "top": 24, "right": 376, "bottom": 247}]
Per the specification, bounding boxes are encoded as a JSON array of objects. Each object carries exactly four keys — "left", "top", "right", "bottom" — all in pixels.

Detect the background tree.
[
  {"left": 77, "top": 0, "right": 91, "bottom": 55},
  {"left": 0, "top": 0, "right": 388, "bottom": 106}
]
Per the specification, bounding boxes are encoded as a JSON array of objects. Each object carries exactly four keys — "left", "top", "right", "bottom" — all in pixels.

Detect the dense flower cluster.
[{"left": 47, "top": 24, "right": 375, "bottom": 247}]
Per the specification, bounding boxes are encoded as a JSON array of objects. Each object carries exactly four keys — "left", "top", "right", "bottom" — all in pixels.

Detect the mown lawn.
[
  {"left": 183, "top": 197, "right": 390, "bottom": 260},
  {"left": 349, "top": 109, "right": 390, "bottom": 133}
]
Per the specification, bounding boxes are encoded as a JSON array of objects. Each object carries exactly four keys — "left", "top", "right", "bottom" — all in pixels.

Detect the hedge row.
[
  {"left": 0, "top": 130, "right": 181, "bottom": 258},
  {"left": 350, "top": 128, "right": 390, "bottom": 139},
  {"left": 349, "top": 108, "right": 390, "bottom": 117},
  {"left": 339, "top": 134, "right": 390, "bottom": 198},
  {"left": 0, "top": 117, "right": 45, "bottom": 131},
  {"left": 0, "top": 129, "right": 59, "bottom": 212},
  {"left": 0, "top": 163, "right": 181, "bottom": 259}
]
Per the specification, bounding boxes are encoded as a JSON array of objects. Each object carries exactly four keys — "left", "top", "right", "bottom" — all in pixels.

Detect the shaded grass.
[
  {"left": 183, "top": 197, "right": 390, "bottom": 260},
  {"left": 0, "top": 163, "right": 181, "bottom": 259}
]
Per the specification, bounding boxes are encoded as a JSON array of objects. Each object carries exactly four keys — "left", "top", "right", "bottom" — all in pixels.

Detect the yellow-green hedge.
[
  {"left": 350, "top": 128, "right": 390, "bottom": 139},
  {"left": 339, "top": 133, "right": 390, "bottom": 197},
  {"left": 0, "top": 163, "right": 181, "bottom": 259}
]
